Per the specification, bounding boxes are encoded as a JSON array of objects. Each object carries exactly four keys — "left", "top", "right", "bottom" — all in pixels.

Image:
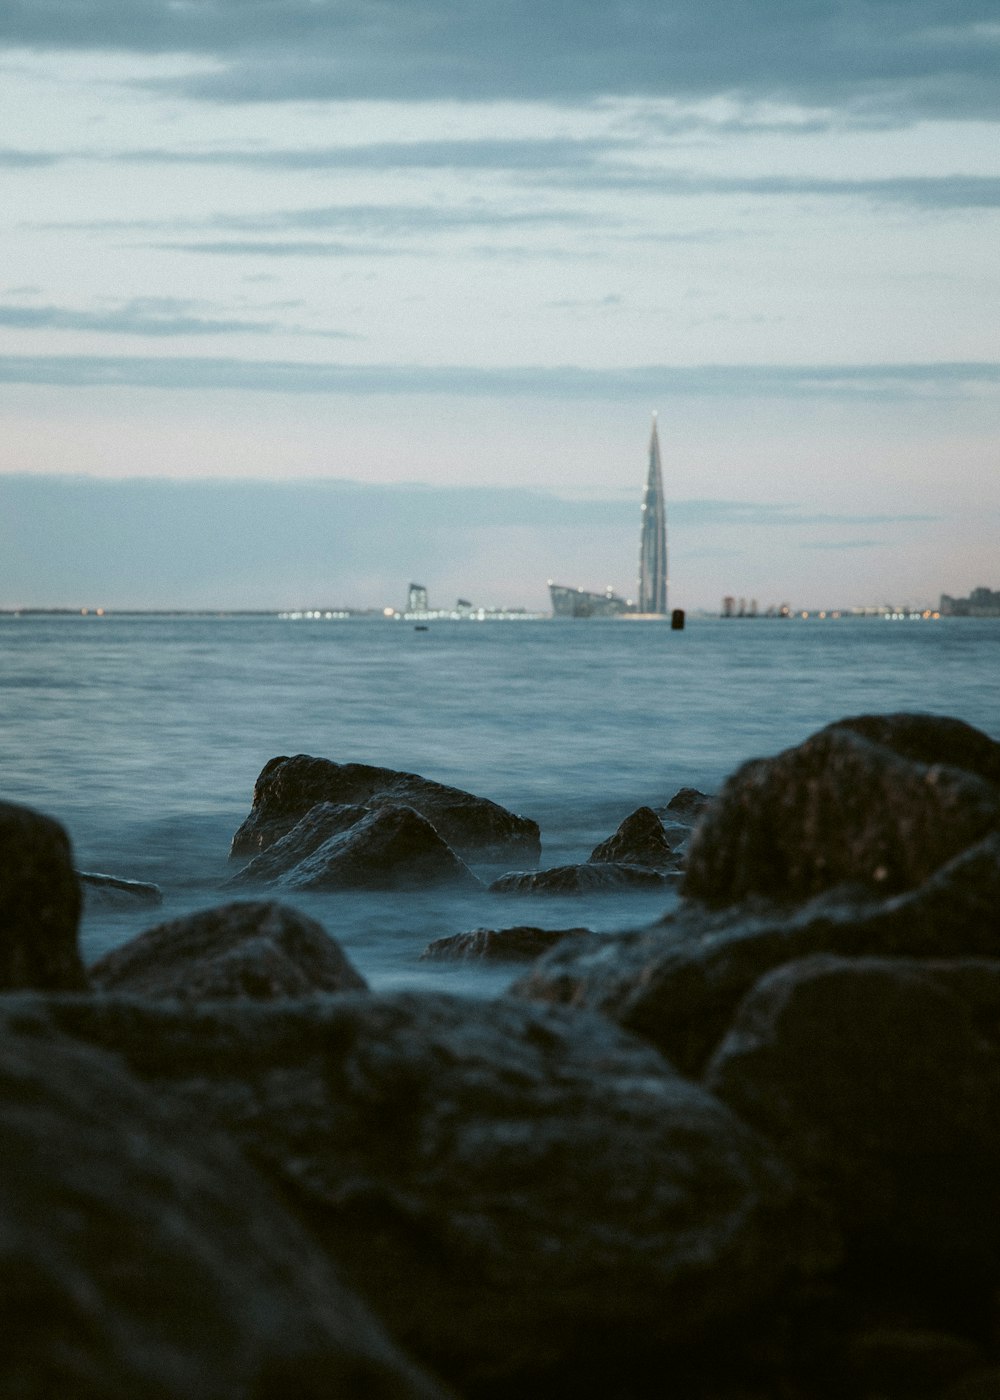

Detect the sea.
[{"left": 2, "top": 613, "right": 998, "bottom": 997}]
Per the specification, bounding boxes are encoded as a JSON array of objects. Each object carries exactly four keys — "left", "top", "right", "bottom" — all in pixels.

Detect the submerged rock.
[
  {"left": 226, "top": 801, "right": 370, "bottom": 886},
  {"left": 420, "top": 925, "right": 591, "bottom": 962},
  {"left": 514, "top": 832, "right": 1000, "bottom": 1077},
  {"left": 12, "top": 991, "right": 831, "bottom": 1398},
  {"left": 706, "top": 954, "right": 1000, "bottom": 1272},
  {"left": 90, "top": 900, "right": 367, "bottom": 1001},
  {"left": 231, "top": 754, "right": 540, "bottom": 863},
  {"left": 79, "top": 870, "right": 163, "bottom": 909},
  {"left": 0, "top": 800, "right": 85, "bottom": 991},
  {"left": 263, "top": 805, "right": 482, "bottom": 891},
  {"left": 587, "top": 806, "right": 678, "bottom": 869},
  {"left": 0, "top": 1021, "right": 449, "bottom": 1400},
  {"left": 683, "top": 716, "right": 1000, "bottom": 905},
  {"left": 489, "top": 862, "right": 674, "bottom": 895}
]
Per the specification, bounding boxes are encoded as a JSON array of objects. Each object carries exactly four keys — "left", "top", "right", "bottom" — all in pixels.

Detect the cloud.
[
  {"left": 0, "top": 299, "right": 361, "bottom": 339},
  {"left": 2, "top": 1, "right": 998, "bottom": 123},
  {"left": 0, "top": 354, "right": 996, "bottom": 401}
]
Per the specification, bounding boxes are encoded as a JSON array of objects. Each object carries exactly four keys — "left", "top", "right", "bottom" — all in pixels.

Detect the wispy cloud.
[
  {"left": 0, "top": 299, "right": 360, "bottom": 339},
  {"left": 0, "top": 355, "right": 995, "bottom": 401},
  {"left": 2, "top": 1, "right": 997, "bottom": 123}
]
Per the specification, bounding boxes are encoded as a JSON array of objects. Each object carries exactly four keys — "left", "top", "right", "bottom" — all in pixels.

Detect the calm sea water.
[{"left": 2, "top": 614, "right": 997, "bottom": 994}]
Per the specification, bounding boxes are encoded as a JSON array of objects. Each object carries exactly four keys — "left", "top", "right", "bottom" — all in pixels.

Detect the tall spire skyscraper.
[{"left": 638, "top": 413, "right": 668, "bottom": 615}]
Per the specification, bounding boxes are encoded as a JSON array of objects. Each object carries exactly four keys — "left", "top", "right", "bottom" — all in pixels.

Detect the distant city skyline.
[{"left": 1, "top": 2, "right": 997, "bottom": 606}]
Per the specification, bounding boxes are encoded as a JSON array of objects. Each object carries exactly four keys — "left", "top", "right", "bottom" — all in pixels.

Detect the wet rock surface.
[
  {"left": 587, "top": 805, "right": 678, "bottom": 868},
  {"left": 420, "top": 924, "right": 592, "bottom": 961},
  {"left": 79, "top": 870, "right": 164, "bottom": 908},
  {"left": 0, "top": 800, "right": 85, "bottom": 991},
  {"left": 662, "top": 786, "right": 713, "bottom": 822},
  {"left": 489, "top": 861, "right": 674, "bottom": 894},
  {"left": 231, "top": 754, "right": 541, "bottom": 863},
  {"left": 90, "top": 899, "right": 367, "bottom": 1001},
  {"left": 514, "top": 832, "right": 1000, "bottom": 1077},
  {"left": 10, "top": 990, "right": 828, "bottom": 1399},
  {"left": 0, "top": 1018, "right": 450, "bottom": 1400},
  {"left": 226, "top": 801, "right": 370, "bottom": 885},
  {"left": 683, "top": 716, "right": 1000, "bottom": 905}
]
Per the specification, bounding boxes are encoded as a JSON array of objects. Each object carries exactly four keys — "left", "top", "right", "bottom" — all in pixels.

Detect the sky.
[{"left": 1, "top": 0, "right": 998, "bottom": 612}]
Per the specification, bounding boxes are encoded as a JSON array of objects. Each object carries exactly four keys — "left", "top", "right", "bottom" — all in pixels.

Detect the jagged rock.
[
  {"left": 489, "top": 862, "right": 673, "bottom": 895},
  {"left": 255, "top": 805, "right": 481, "bottom": 891},
  {"left": 79, "top": 870, "right": 163, "bottom": 909},
  {"left": 513, "top": 833, "right": 1000, "bottom": 1077},
  {"left": 226, "top": 802, "right": 370, "bottom": 886},
  {"left": 0, "top": 1021, "right": 450, "bottom": 1400},
  {"left": 420, "top": 925, "right": 591, "bottom": 962},
  {"left": 10, "top": 991, "right": 833, "bottom": 1399},
  {"left": 588, "top": 806, "right": 678, "bottom": 868},
  {"left": 231, "top": 754, "right": 540, "bottom": 863},
  {"left": 663, "top": 787, "right": 712, "bottom": 823},
  {"left": 0, "top": 800, "right": 85, "bottom": 991},
  {"left": 90, "top": 900, "right": 367, "bottom": 1001},
  {"left": 683, "top": 718, "right": 1000, "bottom": 905},
  {"left": 706, "top": 954, "right": 1000, "bottom": 1271}
]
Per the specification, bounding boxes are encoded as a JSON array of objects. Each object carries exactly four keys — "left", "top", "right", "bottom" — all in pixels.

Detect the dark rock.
[
  {"left": 0, "top": 1020, "right": 450, "bottom": 1400},
  {"left": 588, "top": 806, "right": 678, "bottom": 868},
  {"left": 231, "top": 754, "right": 540, "bottom": 862},
  {"left": 846, "top": 1326, "right": 983, "bottom": 1398},
  {"left": 664, "top": 787, "right": 712, "bottom": 823},
  {"left": 683, "top": 722, "right": 1000, "bottom": 905},
  {"left": 10, "top": 991, "right": 833, "bottom": 1398},
  {"left": 264, "top": 805, "right": 482, "bottom": 891},
  {"left": 941, "top": 1367, "right": 1000, "bottom": 1400},
  {"left": 90, "top": 900, "right": 367, "bottom": 1001},
  {"left": 705, "top": 954, "right": 1000, "bottom": 1271},
  {"left": 832, "top": 711, "right": 1000, "bottom": 788},
  {"left": 79, "top": 870, "right": 163, "bottom": 908},
  {"left": 0, "top": 800, "right": 85, "bottom": 991},
  {"left": 226, "top": 802, "right": 370, "bottom": 886},
  {"left": 489, "top": 862, "right": 674, "bottom": 894},
  {"left": 513, "top": 832, "right": 1000, "bottom": 1077},
  {"left": 421, "top": 925, "right": 591, "bottom": 962}
]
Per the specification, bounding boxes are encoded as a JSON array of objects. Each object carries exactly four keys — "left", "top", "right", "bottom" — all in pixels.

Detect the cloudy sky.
[{"left": 1, "top": 0, "right": 997, "bottom": 611}]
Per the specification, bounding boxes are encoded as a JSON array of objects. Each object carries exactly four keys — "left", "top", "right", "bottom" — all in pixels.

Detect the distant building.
[
  {"left": 548, "top": 583, "right": 634, "bottom": 618},
  {"left": 637, "top": 413, "right": 668, "bottom": 615},
  {"left": 407, "top": 583, "right": 429, "bottom": 613},
  {"left": 940, "top": 586, "right": 1000, "bottom": 617}
]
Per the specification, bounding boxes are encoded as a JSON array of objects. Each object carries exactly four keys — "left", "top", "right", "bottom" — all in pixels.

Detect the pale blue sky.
[{"left": 1, "top": 2, "right": 998, "bottom": 610}]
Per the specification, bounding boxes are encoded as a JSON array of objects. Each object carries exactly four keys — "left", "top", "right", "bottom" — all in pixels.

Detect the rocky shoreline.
[{"left": 3, "top": 711, "right": 1000, "bottom": 1398}]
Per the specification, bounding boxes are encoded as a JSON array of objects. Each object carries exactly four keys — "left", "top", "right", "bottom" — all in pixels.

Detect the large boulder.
[
  {"left": 833, "top": 712, "right": 1000, "bottom": 787},
  {"left": 231, "top": 754, "right": 540, "bottom": 863},
  {"left": 90, "top": 900, "right": 367, "bottom": 1001},
  {"left": 420, "top": 925, "right": 591, "bottom": 962},
  {"left": 10, "top": 991, "right": 832, "bottom": 1398},
  {"left": 588, "top": 806, "right": 678, "bottom": 869},
  {"left": 0, "top": 1019, "right": 450, "bottom": 1400},
  {"left": 226, "top": 802, "right": 370, "bottom": 886},
  {"left": 706, "top": 955, "right": 1000, "bottom": 1275},
  {"left": 0, "top": 800, "right": 85, "bottom": 991},
  {"left": 683, "top": 716, "right": 1000, "bottom": 905},
  {"left": 256, "top": 805, "right": 481, "bottom": 891},
  {"left": 489, "top": 862, "right": 673, "bottom": 895},
  {"left": 514, "top": 832, "right": 1000, "bottom": 1077}
]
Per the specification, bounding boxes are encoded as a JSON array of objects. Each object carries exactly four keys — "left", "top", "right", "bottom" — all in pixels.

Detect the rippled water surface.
[{"left": 2, "top": 613, "right": 997, "bottom": 992}]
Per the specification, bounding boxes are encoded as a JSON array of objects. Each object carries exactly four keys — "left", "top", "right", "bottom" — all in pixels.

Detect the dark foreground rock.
[
  {"left": 7, "top": 991, "right": 831, "bottom": 1399},
  {"left": 231, "top": 754, "right": 540, "bottom": 863},
  {"left": 0, "top": 1020, "right": 450, "bottom": 1400},
  {"left": 252, "top": 804, "right": 482, "bottom": 891},
  {"left": 706, "top": 955, "right": 1000, "bottom": 1274},
  {"left": 225, "top": 801, "right": 370, "bottom": 886},
  {"left": 90, "top": 900, "right": 367, "bottom": 1001},
  {"left": 683, "top": 715, "right": 1000, "bottom": 905},
  {"left": 0, "top": 800, "right": 85, "bottom": 991},
  {"left": 421, "top": 925, "right": 591, "bottom": 962},
  {"left": 79, "top": 870, "right": 164, "bottom": 908},
  {"left": 588, "top": 806, "right": 678, "bottom": 868},
  {"left": 514, "top": 832, "right": 1000, "bottom": 1077},
  {"left": 489, "top": 861, "right": 674, "bottom": 895}
]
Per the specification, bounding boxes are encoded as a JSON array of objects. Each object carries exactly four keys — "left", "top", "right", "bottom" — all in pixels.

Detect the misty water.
[{"left": 3, "top": 613, "right": 998, "bottom": 995}]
